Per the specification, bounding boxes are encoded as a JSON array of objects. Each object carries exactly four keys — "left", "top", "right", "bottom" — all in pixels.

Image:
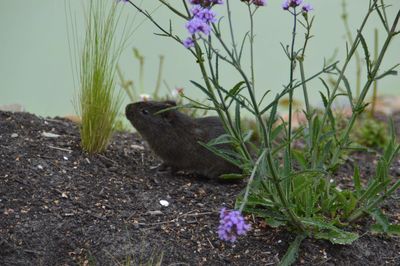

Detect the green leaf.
[
  {"left": 353, "top": 165, "right": 362, "bottom": 197},
  {"left": 340, "top": 72, "right": 354, "bottom": 109},
  {"left": 207, "top": 134, "right": 232, "bottom": 146},
  {"left": 374, "top": 70, "right": 398, "bottom": 80},
  {"left": 268, "top": 94, "right": 280, "bottom": 132},
  {"left": 279, "top": 234, "right": 306, "bottom": 266},
  {"left": 235, "top": 101, "right": 242, "bottom": 133},
  {"left": 266, "top": 217, "right": 287, "bottom": 228},
  {"left": 359, "top": 32, "right": 371, "bottom": 74},
  {"left": 225, "top": 81, "right": 245, "bottom": 101},
  {"left": 292, "top": 150, "right": 307, "bottom": 170},
  {"left": 370, "top": 209, "right": 390, "bottom": 232},
  {"left": 218, "top": 173, "right": 246, "bottom": 180},
  {"left": 198, "top": 141, "right": 241, "bottom": 167},
  {"left": 301, "top": 218, "right": 359, "bottom": 244},
  {"left": 190, "top": 80, "right": 213, "bottom": 99},
  {"left": 319, "top": 91, "right": 328, "bottom": 107},
  {"left": 271, "top": 123, "right": 285, "bottom": 141},
  {"left": 242, "top": 130, "right": 253, "bottom": 143},
  {"left": 370, "top": 224, "right": 400, "bottom": 236}
]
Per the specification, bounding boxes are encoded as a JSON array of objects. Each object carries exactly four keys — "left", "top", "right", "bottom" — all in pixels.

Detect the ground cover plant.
[{"left": 121, "top": 0, "right": 400, "bottom": 263}]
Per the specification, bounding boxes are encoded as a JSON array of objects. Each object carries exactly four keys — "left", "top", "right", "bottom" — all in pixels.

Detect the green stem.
[
  {"left": 239, "top": 150, "right": 266, "bottom": 212},
  {"left": 212, "top": 25, "right": 306, "bottom": 232},
  {"left": 247, "top": 4, "right": 255, "bottom": 88},
  {"left": 286, "top": 9, "right": 298, "bottom": 172},
  {"left": 330, "top": 8, "right": 400, "bottom": 168},
  {"left": 315, "top": 1, "right": 377, "bottom": 166},
  {"left": 159, "top": 0, "right": 189, "bottom": 20},
  {"left": 370, "top": 28, "right": 378, "bottom": 117},
  {"left": 341, "top": 0, "right": 362, "bottom": 99},
  {"left": 299, "top": 61, "right": 312, "bottom": 150},
  {"left": 226, "top": 0, "right": 239, "bottom": 61}
]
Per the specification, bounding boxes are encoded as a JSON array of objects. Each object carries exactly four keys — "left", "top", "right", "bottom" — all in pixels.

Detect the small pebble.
[
  {"left": 41, "top": 131, "right": 60, "bottom": 138},
  {"left": 37, "top": 165, "right": 43, "bottom": 170},
  {"left": 11, "top": 133, "right": 18, "bottom": 138},
  {"left": 160, "top": 200, "right": 169, "bottom": 207},
  {"left": 147, "top": 210, "right": 163, "bottom": 216}
]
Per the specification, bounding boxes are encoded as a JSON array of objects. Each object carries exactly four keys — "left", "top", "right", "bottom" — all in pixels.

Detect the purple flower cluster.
[
  {"left": 252, "top": 0, "right": 267, "bottom": 6},
  {"left": 282, "top": 0, "right": 313, "bottom": 13},
  {"left": 218, "top": 208, "right": 251, "bottom": 243},
  {"left": 241, "top": 0, "right": 267, "bottom": 7},
  {"left": 183, "top": 1, "right": 223, "bottom": 48},
  {"left": 189, "top": 0, "right": 223, "bottom": 6}
]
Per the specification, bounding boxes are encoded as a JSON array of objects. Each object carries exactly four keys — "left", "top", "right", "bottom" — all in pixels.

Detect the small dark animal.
[{"left": 125, "top": 101, "right": 241, "bottom": 178}]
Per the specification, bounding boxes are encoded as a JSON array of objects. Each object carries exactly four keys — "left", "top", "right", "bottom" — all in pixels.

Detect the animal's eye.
[{"left": 141, "top": 109, "right": 149, "bottom": 115}]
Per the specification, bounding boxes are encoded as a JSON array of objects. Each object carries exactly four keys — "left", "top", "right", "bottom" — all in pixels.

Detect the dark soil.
[{"left": 1, "top": 110, "right": 399, "bottom": 266}]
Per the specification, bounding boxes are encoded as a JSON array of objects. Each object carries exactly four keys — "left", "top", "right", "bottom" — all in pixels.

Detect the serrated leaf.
[
  {"left": 279, "top": 234, "right": 306, "bottom": 266},
  {"left": 370, "top": 209, "right": 390, "bottom": 232},
  {"left": 370, "top": 224, "right": 400, "bottom": 236},
  {"left": 301, "top": 218, "right": 359, "bottom": 244},
  {"left": 266, "top": 217, "right": 287, "bottom": 228}
]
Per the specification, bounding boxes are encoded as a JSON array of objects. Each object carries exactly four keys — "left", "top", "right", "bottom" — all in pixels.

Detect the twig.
[
  {"left": 48, "top": 145, "right": 73, "bottom": 153},
  {"left": 131, "top": 210, "right": 217, "bottom": 226}
]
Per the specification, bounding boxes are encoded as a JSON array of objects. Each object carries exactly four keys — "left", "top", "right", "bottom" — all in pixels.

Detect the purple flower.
[
  {"left": 189, "top": 0, "right": 202, "bottom": 4},
  {"left": 282, "top": 0, "right": 303, "bottom": 10},
  {"left": 185, "top": 17, "right": 211, "bottom": 35},
  {"left": 183, "top": 37, "right": 195, "bottom": 48},
  {"left": 282, "top": 1, "right": 290, "bottom": 10},
  {"left": 191, "top": 5, "right": 203, "bottom": 16},
  {"left": 189, "top": 0, "right": 223, "bottom": 7},
  {"left": 218, "top": 208, "right": 251, "bottom": 243},
  {"left": 302, "top": 3, "right": 313, "bottom": 13},
  {"left": 252, "top": 0, "right": 267, "bottom": 6},
  {"left": 197, "top": 8, "right": 217, "bottom": 23}
]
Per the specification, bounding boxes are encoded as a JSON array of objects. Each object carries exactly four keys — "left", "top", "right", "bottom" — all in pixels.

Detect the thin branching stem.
[
  {"left": 315, "top": 1, "right": 378, "bottom": 166},
  {"left": 341, "top": 0, "right": 362, "bottom": 98},
  {"left": 226, "top": 0, "right": 239, "bottom": 61},
  {"left": 247, "top": 4, "right": 256, "bottom": 88},
  {"left": 330, "top": 7, "right": 400, "bottom": 168},
  {"left": 286, "top": 8, "right": 298, "bottom": 172},
  {"left": 159, "top": 0, "right": 189, "bottom": 20}
]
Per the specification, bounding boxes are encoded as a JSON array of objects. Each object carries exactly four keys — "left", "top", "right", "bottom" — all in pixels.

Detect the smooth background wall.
[{"left": 0, "top": 0, "right": 399, "bottom": 117}]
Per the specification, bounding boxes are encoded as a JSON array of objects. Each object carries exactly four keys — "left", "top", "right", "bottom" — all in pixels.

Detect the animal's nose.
[{"left": 125, "top": 103, "right": 135, "bottom": 117}]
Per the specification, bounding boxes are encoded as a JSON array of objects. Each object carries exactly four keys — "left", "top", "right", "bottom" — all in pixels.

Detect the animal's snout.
[{"left": 125, "top": 103, "right": 135, "bottom": 118}]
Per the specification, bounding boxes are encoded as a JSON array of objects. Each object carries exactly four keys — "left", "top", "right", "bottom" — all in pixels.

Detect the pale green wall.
[{"left": 0, "top": 0, "right": 399, "bottom": 117}]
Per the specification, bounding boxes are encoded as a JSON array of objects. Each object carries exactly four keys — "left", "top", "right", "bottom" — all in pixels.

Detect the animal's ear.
[
  {"left": 161, "top": 109, "right": 176, "bottom": 123},
  {"left": 163, "top": 100, "right": 177, "bottom": 107}
]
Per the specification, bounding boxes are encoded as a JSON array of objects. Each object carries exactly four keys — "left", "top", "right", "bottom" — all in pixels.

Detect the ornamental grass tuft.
[{"left": 76, "top": 0, "right": 127, "bottom": 154}]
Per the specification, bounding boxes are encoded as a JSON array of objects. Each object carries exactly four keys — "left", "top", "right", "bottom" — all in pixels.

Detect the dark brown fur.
[{"left": 125, "top": 101, "right": 241, "bottom": 178}]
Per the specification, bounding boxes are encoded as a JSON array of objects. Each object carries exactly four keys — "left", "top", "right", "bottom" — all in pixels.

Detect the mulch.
[{"left": 0, "top": 110, "right": 399, "bottom": 265}]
